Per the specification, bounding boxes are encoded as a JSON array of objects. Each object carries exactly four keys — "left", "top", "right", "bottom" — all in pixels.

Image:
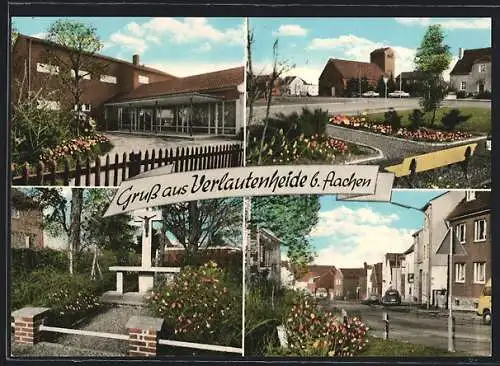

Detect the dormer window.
[
  {"left": 479, "top": 64, "right": 486, "bottom": 73},
  {"left": 138, "top": 75, "right": 150, "bottom": 84},
  {"left": 466, "top": 191, "right": 476, "bottom": 202}
]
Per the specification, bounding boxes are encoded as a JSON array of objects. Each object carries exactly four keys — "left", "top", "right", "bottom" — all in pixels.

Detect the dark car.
[
  {"left": 381, "top": 289, "right": 402, "bottom": 305},
  {"left": 362, "top": 293, "right": 380, "bottom": 305}
]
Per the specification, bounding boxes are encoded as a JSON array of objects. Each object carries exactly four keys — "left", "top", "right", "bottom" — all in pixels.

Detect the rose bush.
[
  {"left": 329, "top": 114, "right": 473, "bottom": 143},
  {"left": 147, "top": 261, "right": 242, "bottom": 347},
  {"left": 40, "top": 134, "right": 110, "bottom": 162},
  {"left": 283, "top": 296, "right": 368, "bottom": 357}
]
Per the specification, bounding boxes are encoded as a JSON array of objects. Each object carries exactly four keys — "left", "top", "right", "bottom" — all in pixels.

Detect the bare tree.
[{"left": 246, "top": 21, "right": 258, "bottom": 127}]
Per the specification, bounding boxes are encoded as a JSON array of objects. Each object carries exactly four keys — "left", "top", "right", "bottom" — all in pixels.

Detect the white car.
[
  {"left": 388, "top": 90, "right": 410, "bottom": 98},
  {"left": 362, "top": 91, "right": 380, "bottom": 97}
]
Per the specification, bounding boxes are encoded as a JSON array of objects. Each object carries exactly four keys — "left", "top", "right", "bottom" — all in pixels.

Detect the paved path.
[
  {"left": 249, "top": 98, "right": 490, "bottom": 124},
  {"left": 322, "top": 301, "right": 491, "bottom": 356}
]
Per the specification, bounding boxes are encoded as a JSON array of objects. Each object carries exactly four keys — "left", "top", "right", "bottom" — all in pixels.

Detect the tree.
[
  {"left": 160, "top": 199, "right": 242, "bottom": 263},
  {"left": 44, "top": 20, "right": 105, "bottom": 135},
  {"left": 414, "top": 24, "right": 452, "bottom": 125},
  {"left": 250, "top": 195, "right": 320, "bottom": 276},
  {"left": 387, "top": 74, "right": 397, "bottom": 93},
  {"left": 246, "top": 19, "right": 258, "bottom": 127},
  {"left": 360, "top": 77, "right": 370, "bottom": 93},
  {"left": 345, "top": 78, "right": 359, "bottom": 97},
  {"left": 376, "top": 76, "right": 386, "bottom": 96}
]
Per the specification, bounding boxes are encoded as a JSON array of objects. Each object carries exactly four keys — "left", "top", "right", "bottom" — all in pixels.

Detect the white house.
[
  {"left": 420, "top": 191, "right": 465, "bottom": 307},
  {"left": 382, "top": 253, "right": 405, "bottom": 295},
  {"left": 401, "top": 244, "right": 415, "bottom": 302},
  {"left": 282, "top": 76, "right": 307, "bottom": 96}
]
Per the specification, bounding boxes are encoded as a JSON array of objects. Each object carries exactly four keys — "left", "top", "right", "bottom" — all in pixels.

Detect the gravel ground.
[
  {"left": 11, "top": 306, "right": 152, "bottom": 357},
  {"left": 393, "top": 153, "right": 491, "bottom": 188}
]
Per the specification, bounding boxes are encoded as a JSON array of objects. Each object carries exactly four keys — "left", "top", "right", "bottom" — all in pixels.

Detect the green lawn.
[
  {"left": 360, "top": 336, "right": 472, "bottom": 357},
  {"left": 367, "top": 107, "right": 491, "bottom": 134}
]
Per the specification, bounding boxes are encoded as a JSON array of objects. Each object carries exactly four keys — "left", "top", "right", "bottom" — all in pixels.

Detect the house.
[
  {"left": 281, "top": 76, "right": 316, "bottom": 96},
  {"left": 293, "top": 265, "right": 342, "bottom": 299},
  {"left": 248, "top": 227, "right": 281, "bottom": 285},
  {"left": 253, "top": 74, "right": 282, "bottom": 98},
  {"left": 12, "top": 34, "right": 245, "bottom": 137},
  {"left": 436, "top": 191, "right": 491, "bottom": 311},
  {"left": 364, "top": 262, "right": 383, "bottom": 297},
  {"left": 382, "top": 253, "right": 405, "bottom": 296},
  {"left": 412, "top": 229, "right": 425, "bottom": 303},
  {"left": 420, "top": 191, "right": 465, "bottom": 307},
  {"left": 11, "top": 189, "right": 44, "bottom": 249},
  {"left": 401, "top": 245, "right": 416, "bottom": 302},
  {"left": 449, "top": 47, "right": 491, "bottom": 96},
  {"left": 339, "top": 268, "right": 367, "bottom": 300},
  {"left": 318, "top": 47, "right": 395, "bottom": 97}
]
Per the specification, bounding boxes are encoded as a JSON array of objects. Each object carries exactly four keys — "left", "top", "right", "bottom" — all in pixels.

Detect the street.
[
  {"left": 249, "top": 97, "right": 491, "bottom": 124},
  {"left": 320, "top": 301, "right": 491, "bottom": 356}
]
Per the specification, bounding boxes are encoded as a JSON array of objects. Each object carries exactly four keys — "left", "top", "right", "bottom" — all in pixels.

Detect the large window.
[
  {"left": 473, "top": 262, "right": 486, "bottom": 284},
  {"left": 100, "top": 74, "right": 117, "bottom": 84},
  {"left": 455, "top": 263, "right": 466, "bottom": 283},
  {"left": 460, "top": 80, "right": 467, "bottom": 91},
  {"left": 455, "top": 223, "right": 466, "bottom": 243},
  {"left": 138, "top": 75, "right": 150, "bottom": 84},
  {"left": 474, "top": 219, "right": 487, "bottom": 242},
  {"left": 36, "top": 62, "right": 59, "bottom": 75},
  {"left": 70, "top": 69, "right": 91, "bottom": 80}
]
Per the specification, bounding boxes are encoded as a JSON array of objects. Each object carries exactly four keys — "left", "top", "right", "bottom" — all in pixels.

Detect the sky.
[
  {"left": 308, "top": 190, "right": 446, "bottom": 268},
  {"left": 249, "top": 17, "right": 491, "bottom": 84},
  {"left": 12, "top": 17, "right": 245, "bottom": 77}
]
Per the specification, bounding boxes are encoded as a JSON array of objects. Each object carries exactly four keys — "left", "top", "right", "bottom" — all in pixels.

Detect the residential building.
[
  {"left": 449, "top": 47, "right": 491, "bottom": 96},
  {"left": 318, "top": 47, "right": 394, "bottom": 97},
  {"left": 401, "top": 245, "right": 416, "bottom": 302},
  {"left": 436, "top": 191, "right": 491, "bottom": 311},
  {"left": 248, "top": 227, "right": 282, "bottom": 285},
  {"left": 253, "top": 74, "right": 282, "bottom": 98},
  {"left": 420, "top": 191, "right": 465, "bottom": 307},
  {"left": 382, "top": 253, "right": 405, "bottom": 295},
  {"left": 412, "top": 229, "right": 425, "bottom": 303},
  {"left": 12, "top": 34, "right": 245, "bottom": 137},
  {"left": 339, "top": 268, "right": 367, "bottom": 300},
  {"left": 11, "top": 189, "right": 44, "bottom": 249},
  {"left": 280, "top": 76, "right": 318, "bottom": 96}
]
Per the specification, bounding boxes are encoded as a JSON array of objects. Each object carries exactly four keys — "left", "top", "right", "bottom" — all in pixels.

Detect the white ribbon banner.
[{"left": 104, "top": 165, "right": 394, "bottom": 217}]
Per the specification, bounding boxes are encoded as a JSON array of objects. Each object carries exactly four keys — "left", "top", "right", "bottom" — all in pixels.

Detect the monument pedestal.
[{"left": 138, "top": 273, "right": 154, "bottom": 293}]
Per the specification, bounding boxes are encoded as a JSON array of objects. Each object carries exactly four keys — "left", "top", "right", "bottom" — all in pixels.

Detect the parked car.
[
  {"left": 381, "top": 289, "right": 402, "bottom": 305},
  {"left": 476, "top": 278, "right": 491, "bottom": 325},
  {"left": 388, "top": 90, "right": 410, "bottom": 98},
  {"left": 362, "top": 91, "right": 380, "bottom": 97},
  {"left": 362, "top": 293, "right": 380, "bottom": 305}
]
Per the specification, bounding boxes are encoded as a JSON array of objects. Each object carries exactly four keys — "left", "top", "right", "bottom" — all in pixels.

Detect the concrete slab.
[
  {"left": 12, "top": 307, "right": 51, "bottom": 318},
  {"left": 100, "top": 291, "right": 147, "bottom": 307},
  {"left": 125, "top": 316, "right": 164, "bottom": 332}
]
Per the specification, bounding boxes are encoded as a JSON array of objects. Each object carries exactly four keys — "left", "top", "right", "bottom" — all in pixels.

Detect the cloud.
[
  {"left": 147, "top": 60, "right": 244, "bottom": 77},
  {"left": 109, "top": 32, "right": 147, "bottom": 54},
  {"left": 193, "top": 42, "right": 212, "bottom": 53},
  {"left": 309, "top": 206, "right": 413, "bottom": 268},
  {"left": 127, "top": 22, "right": 145, "bottom": 37},
  {"left": 395, "top": 17, "right": 491, "bottom": 30},
  {"left": 274, "top": 24, "right": 308, "bottom": 37}
]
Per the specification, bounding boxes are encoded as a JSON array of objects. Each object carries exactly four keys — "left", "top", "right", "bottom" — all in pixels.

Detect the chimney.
[
  {"left": 132, "top": 54, "right": 140, "bottom": 66},
  {"left": 458, "top": 48, "right": 464, "bottom": 60}
]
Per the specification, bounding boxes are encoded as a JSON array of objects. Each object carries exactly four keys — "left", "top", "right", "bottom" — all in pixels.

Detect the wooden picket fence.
[{"left": 12, "top": 143, "right": 243, "bottom": 187}]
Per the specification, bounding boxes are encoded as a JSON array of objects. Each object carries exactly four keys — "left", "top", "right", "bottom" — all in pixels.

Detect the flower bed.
[
  {"left": 40, "top": 134, "right": 111, "bottom": 162},
  {"left": 329, "top": 114, "right": 474, "bottom": 143},
  {"left": 248, "top": 130, "right": 349, "bottom": 165}
]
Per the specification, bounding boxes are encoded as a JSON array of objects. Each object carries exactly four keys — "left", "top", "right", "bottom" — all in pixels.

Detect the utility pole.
[{"left": 447, "top": 220, "right": 456, "bottom": 352}]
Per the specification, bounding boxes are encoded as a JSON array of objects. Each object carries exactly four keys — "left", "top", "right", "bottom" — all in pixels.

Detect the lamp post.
[{"left": 383, "top": 75, "right": 389, "bottom": 107}]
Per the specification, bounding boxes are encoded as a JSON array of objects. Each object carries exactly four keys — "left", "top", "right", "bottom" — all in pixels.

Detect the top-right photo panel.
[{"left": 246, "top": 17, "right": 491, "bottom": 189}]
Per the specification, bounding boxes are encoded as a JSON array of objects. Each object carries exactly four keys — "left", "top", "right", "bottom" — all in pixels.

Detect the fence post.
[
  {"left": 36, "top": 161, "right": 44, "bottom": 186},
  {"left": 12, "top": 307, "right": 50, "bottom": 345},
  {"left": 121, "top": 153, "right": 127, "bottom": 183},
  {"left": 85, "top": 157, "right": 91, "bottom": 186},
  {"left": 104, "top": 155, "right": 110, "bottom": 186},
  {"left": 126, "top": 316, "right": 164, "bottom": 357},
  {"left": 75, "top": 158, "right": 82, "bottom": 186},
  {"left": 408, "top": 159, "right": 417, "bottom": 188},
  {"left": 462, "top": 146, "right": 472, "bottom": 179},
  {"left": 94, "top": 156, "right": 101, "bottom": 186},
  {"left": 63, "top": 158, "right": 70, "bottom": 186},
  {"left": 383, "top": 312, "right": 389, "bottom": 340},
  {"left": 150, "top": 149, "right": 156, "bottom": 171},
  {"left": 113, "top": 154, "right": 119, "bottom": 187}
]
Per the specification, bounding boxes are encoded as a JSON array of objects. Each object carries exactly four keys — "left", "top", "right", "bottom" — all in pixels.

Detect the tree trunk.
[
  {"left": 257, "top": 86, "right": 274, "bottom": 165},
  {"left": 186, "top": 201, "right": 201, "bottom": 263},
  {"left": 68, "top": 188, "right": 83, "bottom": 275}
]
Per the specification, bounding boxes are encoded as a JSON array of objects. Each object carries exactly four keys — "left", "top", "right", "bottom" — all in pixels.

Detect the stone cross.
[{"left": 133, "top": 208, "right": 162, "bottom": 268}]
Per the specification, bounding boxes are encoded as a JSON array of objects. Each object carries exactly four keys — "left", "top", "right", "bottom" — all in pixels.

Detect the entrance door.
[{"left": 478, "top": 81, "right": 485, "bottom": 94}]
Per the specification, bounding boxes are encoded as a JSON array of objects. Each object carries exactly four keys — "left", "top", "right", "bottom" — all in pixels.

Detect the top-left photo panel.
[{"left": 11, "top": 17, "right": 246, "bottom": 187}]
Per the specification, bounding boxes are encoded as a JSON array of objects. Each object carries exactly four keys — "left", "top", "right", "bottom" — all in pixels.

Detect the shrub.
[
  {"left": 147, "top": 261, "right": 242, "bottom": 347},
  {"left": 282, "top": 296, "right": 368, "bottom": 357},
  {"left": 440, "top": 109, "right": 471, "bottom": 131},
  {"left": 475, "top": 90, "right": 491, "bottom": 100},
  {"left": 408, "top": 109, "right": 425, "bottom": 131},
  {"left": 296, "top": 108, "right": 329, "bottom": 137},
  {"left": 456, "top": 90, "right": 467, "bottom": 99},
  {"left": 384, "top": 109, "right": 401, "bottom": 131}
]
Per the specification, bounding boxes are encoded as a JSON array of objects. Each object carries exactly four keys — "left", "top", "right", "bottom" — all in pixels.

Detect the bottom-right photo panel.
[{"left": 244, "top": 190, "right": 491, "bottom": 357}]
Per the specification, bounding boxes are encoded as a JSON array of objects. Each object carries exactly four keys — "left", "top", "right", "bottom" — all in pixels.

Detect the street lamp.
[{"left": 383, "top": 75, "right": 389, "bottom": 107}]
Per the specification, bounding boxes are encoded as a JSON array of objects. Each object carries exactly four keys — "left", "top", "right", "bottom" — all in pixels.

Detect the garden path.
[{"left": 56, "top": 306, "right": 151, "bottom": 354}]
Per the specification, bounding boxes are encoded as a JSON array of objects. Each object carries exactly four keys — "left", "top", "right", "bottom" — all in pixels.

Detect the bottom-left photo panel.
[{"left": 9, "top": 187, "right": 244, "bottom": 357}]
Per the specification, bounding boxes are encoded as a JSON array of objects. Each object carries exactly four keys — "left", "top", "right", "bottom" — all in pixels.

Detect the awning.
[{"left": 104, "top": 92, "right": 225, "bottom": 107}]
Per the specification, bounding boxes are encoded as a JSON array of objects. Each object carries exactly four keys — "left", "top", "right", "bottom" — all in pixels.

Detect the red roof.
[
  {"left": 450, "top": 48, "right": 491, "bottom": 75},
  {"left": 329, "top": 59, "right": 385, "bottom": 80},
  {"left": 339, "top": 268, "right": 366, "bottom": 278},
  {"left": 112, "top": 66, "right": 244, "bottom": 102}
]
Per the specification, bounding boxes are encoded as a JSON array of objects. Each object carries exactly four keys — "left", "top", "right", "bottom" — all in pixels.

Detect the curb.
[{"left": 327, "top": 124, "right": 487, "bottom": 147}]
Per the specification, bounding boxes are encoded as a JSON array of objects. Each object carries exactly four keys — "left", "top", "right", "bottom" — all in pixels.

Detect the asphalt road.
[
  {"left": 321, "top": 301, "right": 491, "bottom": 356},
  {"left": 249, "top": 98, "right": 490, "bottom": 124}
]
